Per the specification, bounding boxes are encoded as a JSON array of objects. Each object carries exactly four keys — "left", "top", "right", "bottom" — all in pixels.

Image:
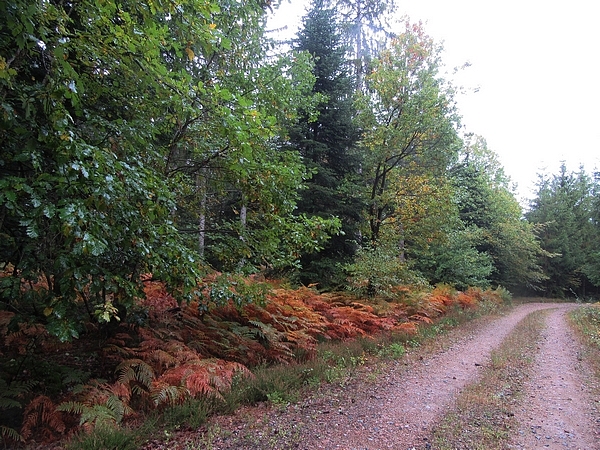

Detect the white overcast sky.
[{"left": 269, "top": 0, "right": 600, "bottom": 203}]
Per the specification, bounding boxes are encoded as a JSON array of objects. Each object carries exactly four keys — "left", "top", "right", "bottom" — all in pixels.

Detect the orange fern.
[
  {"left": 21, "top": 395, "right": 65, "bottom": 442},
  {"left": 153, "top": 359, "right": 250, "bottom": 405}
]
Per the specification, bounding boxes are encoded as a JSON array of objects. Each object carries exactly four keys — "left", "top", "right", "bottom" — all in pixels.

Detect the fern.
[
  {"left": 20, "top": 395, "right": 65, "bottom": 441},
  {"left": 115, "top": 359, "right": 154, "bottom": 390},
  {"left": 78, "top": 404, "right": 120, "bottom": 428},
  {"left": 150, "top": 383, "right": 188, "bottom": 407},
  {"left": 0, "top": 378, "right": 37, "bottom": 409},
  {"left": 56, "top": 401, "right": 85, "bottom": 415},
  {"left": 149, "top": 349, "right": 177, "bottom": 369},
  {"left": 105, "top": 394, "right": 132, "bottom": 423},
  {"left": 153, "top": 358, "right": 250, "bottom": 406},
  {"left": 0, "top": 366, "right": 30, "bottom": 444},
  {"left": 58, "top": 390, "right": 133, "bottom": 428},
  {"left": 1, "top": 424, "right": 23, "bottom": 442}
]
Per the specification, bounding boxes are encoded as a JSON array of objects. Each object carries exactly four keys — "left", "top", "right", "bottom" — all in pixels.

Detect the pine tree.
[
  {"left": 526, "top": 164, "right": 596, "bottom": 297},
  {"left": 289, "top": 0, "right": 363, "bottom": 287}
]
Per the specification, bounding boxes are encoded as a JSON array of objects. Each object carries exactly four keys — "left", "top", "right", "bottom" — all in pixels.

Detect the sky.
[{"left": 269, "top": 0, "right": 600, "bottom": 204}]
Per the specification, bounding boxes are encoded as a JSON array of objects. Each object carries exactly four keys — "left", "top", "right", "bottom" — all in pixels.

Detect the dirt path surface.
[
  {"left": 509, "top": 306, "right": 600, "bottom": 449},
  {"left": 191, "top": 302, "right": 599, "bottom": 450}
]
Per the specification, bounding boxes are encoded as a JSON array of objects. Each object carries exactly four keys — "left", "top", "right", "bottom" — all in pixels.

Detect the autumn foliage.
[{"left": 0, "top": 276, "right": 506, "bottom": 445}]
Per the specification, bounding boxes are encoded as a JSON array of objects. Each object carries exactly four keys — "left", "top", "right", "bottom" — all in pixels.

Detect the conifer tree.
[
  {"left": 290, "top": 0, "right": 363, "bottom": 287},
  {"left": 526, "top": 164, "right": 596, "bottom": 297}
]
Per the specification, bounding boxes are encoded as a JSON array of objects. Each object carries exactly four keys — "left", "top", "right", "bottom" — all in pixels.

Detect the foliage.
[
  {"left": 0, "top": 0, "right": 552, "bottom": 445},
  {"left": 0, "top": 377, "right": 37, "bottom": 444},
  {"left": 356, "top": 21, "right": 461, "bottom": 246},
  {"left": 159, "top": 0, "right": 341, "bottom": 274},
  {"left": 65, "top": 424, "right": 139, "bottom": 450},
  {"left": 0, "top": 0, "right": 346, "bottom": 346},
  {"left": 332, "top": 0, "right": 396, "bottom": 87},
  {"left": 0, "top": 274, "right": 511, "bottom": 445},
  {"left": 416, "top": 227, "right": 493, "bottom": 290},
  {"left": 0, "top": 0, "right": 220, "bottom": 340},
  {"left": 446, "top": 137, "right": 548, "bottom": 290},
  {"left": 346, "top": 21, "right": 462, "bottom": 294},
  {"left": 570, "top": 303, "right": 600, "bottom": 349},
  {"left": 345, "top": 237, "right": 426, "bottom": 297},
  {"left": 526, "top": 164, "right": 597, "bottom": 297},
  {"left": 290, "top": 0, "right": 363, "bottom": 287}
]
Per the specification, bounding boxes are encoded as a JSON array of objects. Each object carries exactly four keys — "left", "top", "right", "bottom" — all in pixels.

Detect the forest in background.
[{"left": 2, "top": 0, "right": 600, "bottom": 445}]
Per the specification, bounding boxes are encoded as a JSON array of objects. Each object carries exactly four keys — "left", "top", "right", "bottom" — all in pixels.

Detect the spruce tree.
[
  {"left": 290, "top": 0, "right": 363, "bottom": 287},
  {"left": 526, "top": 164, "right": 596, "bottom": 297}
]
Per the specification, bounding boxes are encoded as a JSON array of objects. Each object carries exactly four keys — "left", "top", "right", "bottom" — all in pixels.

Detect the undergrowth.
[
  {"left": 569, "top": 302, "right": 600, "bottom": 350},
  {"left": 568, "top": 303, "right": 600, "bottom": 396},
  {"left": 0, "top": 278, "right": 510, "bottom": 448}
]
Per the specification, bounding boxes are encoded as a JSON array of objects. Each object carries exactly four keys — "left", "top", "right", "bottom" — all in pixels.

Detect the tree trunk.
[
  {"left": 238, "top": 197, "right": 247, "bottom": 270},
  {"left": 197, "top": 171, "right": 207, "bottom": 258}
]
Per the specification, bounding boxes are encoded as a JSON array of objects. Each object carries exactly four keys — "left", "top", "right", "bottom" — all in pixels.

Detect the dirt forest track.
[{"left": 158, "top": 302, "right": 600, "bottom": 449}]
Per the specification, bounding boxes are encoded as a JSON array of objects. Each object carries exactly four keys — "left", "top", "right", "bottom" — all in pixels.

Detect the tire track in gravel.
[
  {"left": 509, "top": 306, "right": 600, "bottom": 450},
  {"left": 290, "top": 302, "right": 563, "bottom": 450}
]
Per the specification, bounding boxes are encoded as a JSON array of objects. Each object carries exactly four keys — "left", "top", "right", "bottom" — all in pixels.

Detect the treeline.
[
  {"left": 0, "top": 0, "right": 596, "bottom": 341},
  {"left": 527, "top": 163, "right": 600, "bottom": 298}
]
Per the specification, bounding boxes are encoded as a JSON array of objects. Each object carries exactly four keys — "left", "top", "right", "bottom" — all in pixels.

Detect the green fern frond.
[
  {"left": 0, "top": 378, "right": 38, "bottom": 410},
  {"left": 0, "top": 397, "right": 22, "bottom": 410},
  {"left": 248, "top": 320, "right": 267, "bottom": 332},
  {"left": 116, "top": 365, "right": 135, "bottom": 387},
  {"left": 115, "top": 359, "right": 154, "bottom": 389},
  {"left": 131, "top": 384, "right": 148, "bottom": 396},
  {"left": 56, "top": 401, "right": 85, "bottom": 415},
  {"left": 1, "top": 425, "right": 23, "bottom": 442},
  {"left": 105, "top": 395, "right": 125, "bottom": 423},
  {"left": 71, "top": 384, "right": 86, "bottom": 395},
  {"left": 151, "top": 384, "right": 187, "bottom": 407},
  {"left": 248, "top": 320, "right": 278, "bottom": 341},
  {"left": 79, "top": 404, "right": 118, "bottom": 428}
]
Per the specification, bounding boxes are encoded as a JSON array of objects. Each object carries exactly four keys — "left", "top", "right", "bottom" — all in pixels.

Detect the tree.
[
  {"left": 346, "top": 21, "right": 461, "bottom": 295},
  {"left": 526, "top": 164, "right": 595, "bottom": 297},
  {"left": 0, "top": 0, "right": 339, "bottom": 340},
  {"left": 150, "top": 0, "right": 341, "bottom": 274},
  {"left": 288, "top": 0, "right": 362, "bottom": 287},
  {"left": 582, "top": 172, "right": 600, "bottom": 287},
  {"left": 356, "top": 21, "right": 461, "bottom": 247},
  {"left": 0, "top": 0, "right": 217, "bottom": 340},
  {"left": 388, "top": 165, "right": 493, "bottom": 290},
  {"left": 449, "top": 137, "right": 547, "bottom": 290},
  {"left": 332, "top": 0, "right": 396, "bottom": 89}
]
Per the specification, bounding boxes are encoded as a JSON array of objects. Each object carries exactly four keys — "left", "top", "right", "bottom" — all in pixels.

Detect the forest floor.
[{"left": 140, "top": 302, "right": 600, "bottom": 450}]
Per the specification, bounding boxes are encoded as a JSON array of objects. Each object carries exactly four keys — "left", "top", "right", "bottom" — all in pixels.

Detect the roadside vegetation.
[
  {"left": 569, "top": 303, "right": 600, "bottom": 390},
  {"left": 570, "top": 303, "right": 600, "bottom": 351},
  {"left": 0, "top": 280, "right": 509, "bottom": 449}
]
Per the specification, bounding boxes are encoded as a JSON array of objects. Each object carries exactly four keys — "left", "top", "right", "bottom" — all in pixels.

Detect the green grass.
[
  {"left": 569, "top": 303, "right": 600, "bottom": 349},
  {"left": 568, "top": 303, "right": 600, "bottom": 399},
  {"left": 65, "top": 424, "right": 140, "bottom": 450}
]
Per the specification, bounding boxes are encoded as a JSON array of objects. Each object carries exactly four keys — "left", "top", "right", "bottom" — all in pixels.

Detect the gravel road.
[
  {"left": 148, "top": 302, "right": 599, "bottom": 449},
  {"left": 509, "top": 306, "right": 599, "bottom": 449}
]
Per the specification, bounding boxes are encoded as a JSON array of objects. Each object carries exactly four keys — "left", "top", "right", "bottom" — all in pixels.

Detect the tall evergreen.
[
  {"left": 448, "top": 149, "right": 546, "bottom": 291},
  {"left": 290, "top": 0, "right": 363, "bottom": 287},
  {"left": 526, "top": 164, "right": 596, "bottom": 297}
]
